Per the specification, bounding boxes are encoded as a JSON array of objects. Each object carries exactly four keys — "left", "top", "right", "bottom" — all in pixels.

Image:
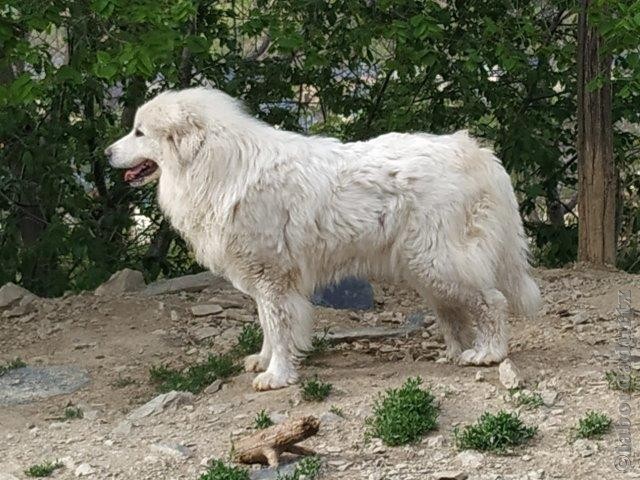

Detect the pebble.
[
  {"left": 191, "top": 304, "right": 223, "bottom": 316},
  {"left": 434, "top": 472, "right": 468, "bottom": 480},
  {"left": 74, "top": 463, "right": 95, "bottom": 476},
  {"left": 499, "top": 359, "right": 523, "bottom": 389}
]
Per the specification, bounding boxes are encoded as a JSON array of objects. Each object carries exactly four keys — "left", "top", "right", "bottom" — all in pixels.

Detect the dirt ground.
[{"left": 1, "top": 266, "right": 639, "bottom": 480}]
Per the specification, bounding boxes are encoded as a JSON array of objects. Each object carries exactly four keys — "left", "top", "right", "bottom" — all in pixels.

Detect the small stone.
[
  {"left": 320, "top": 411, "right": 343, "bottom": 424},
  {"left": 434, "top": 472, "right": 468, "bottom": 480},
  {"left": 193, "top": 326, "right": 220, "bottom": 341},
  {"left": 151, "top": 442, "right": 192, "bottom": 458},
  {"left": 170, "top": 310, "right": 179, "bottom": 321},
  {"left": 270, "top": 412, "right": 288, "bottom": 424},
  {"left": 456, "top": 450, "right": 484, "bottom": 469},
  {"left": 95, "top": 268, "right": 145, "bottom": 295},
  {"left": 74, "top": 463, "right": 95, "bottom": 476},
  {"left": 574, "top": 439, "right": 597, "bottom": 457},
  {"left": 112, "top": 420, "right": 132, "bottom": 436},
  {"left": 475, "top": 371, "right": 485, "bottom": 382},
  {"left": 127, "top": 391, "right": 194, "bottom": 420},
  {"left": 540, "top": 389, "right": 558, "bottom": 407},
  {"left": 571, "top": 312, "right": 589, "bottom": 325},
  {"left": 426, "top": 435, "right": 445, "bottom": 448},
  {"left": 204, "top": 379, "right": 223, "bottom": 394},
  {"left": 499, "top": 359, "right": 523, "bottom": 389},
  {"left": 191, "top": 304, "right": 224, "bottom": 316}
]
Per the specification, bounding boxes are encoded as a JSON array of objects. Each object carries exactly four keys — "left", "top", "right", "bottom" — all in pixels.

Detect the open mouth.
[{"left": 124, "top": 160, "right": 159, "bottom": 186}]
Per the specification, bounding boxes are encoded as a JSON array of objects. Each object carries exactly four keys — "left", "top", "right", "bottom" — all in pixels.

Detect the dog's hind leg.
[
  {"left": 244, "top": 302, "right": 272, "bottom": 373},
  {"left": 252, "top": 292, "right": 313, "bottom": 391},
  {"left": 458, "top": 288, "right": 509, "bottom": 365}
]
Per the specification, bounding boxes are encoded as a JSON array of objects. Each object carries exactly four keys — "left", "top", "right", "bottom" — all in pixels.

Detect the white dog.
[{"left": 106, "top": 87, "right": 541, "bottom": 391}]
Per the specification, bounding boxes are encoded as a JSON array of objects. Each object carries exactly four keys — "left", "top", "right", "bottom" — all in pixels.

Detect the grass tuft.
[
  {"left": 235, "top": 324, "right": 263, "bottom": 356},
  {"left": 149, "top": 354, "right": 240, "bottom": 394},
  {"left": 454, "top": 410, "right": 537, "bottom": 453},
  {"left": 0, "top": 357, "right": 26, "bottom": 376},
  {"left": 301, "top": 377, "right": 333, "bottom": 402},
  {"left": 576, "top": 411, "right": 612, "bottom": 439},
  {"left": 198, "top": 460, "right": 249, "bottom": 480},
  {"left": 253, "top": 409, "right": 274, "bottom": 430},
  {"left": 329, "top": 405, "right": 344, "bottom": 417},
  {"left": 507, "top": 389, "right": 543, "bottom": 409},
  {"left": 365, "top": 377, "right": 438, "bottom": 446},
  {"left": 63, "top": 406, "right": 83, "bottom": 420},
  {"left": 605, "top": 370, "right": 640, "bottom": 393},
  {"left": 276, "top": 456, "right": 322, "bottom": 480},
  {"left": 24, "top": 461, "right": 63, "bottom": 477}
]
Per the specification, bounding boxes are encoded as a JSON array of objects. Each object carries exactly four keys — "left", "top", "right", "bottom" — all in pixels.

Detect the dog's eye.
[{"left": 135, "top": 128, "right": 144, "bottom": 137}]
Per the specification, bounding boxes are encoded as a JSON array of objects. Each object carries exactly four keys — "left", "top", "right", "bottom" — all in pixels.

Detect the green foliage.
[
  {"left": 366, "top": 377, "right": 438, "bottom": 446},
  {"left": 454, "top": 411, "right": 537, "bottom": 453},
  {"left": 24, "top": 461, "right": 63, "bottom": 477},
  {"left": 149, "top": 354, "right": 240, "bottom": 394},
  {"left": 329, "top": 405, "right": 344, "bottom": 417},
  {"left": 605, "top": 370, "right": 640, "bottom": 393},
  {"left": 2, "top": 0, "right": 640, "bottom": 294},
  {"left": 253, "top": 409, "right": 274, "bottom": 430},
  {"left": 236, "top": 324, "right": 263, "bottom": 356},
  {"left": 198, "top": 460, "right": 249, "bottom": 480},
  {"left": 300, "top": 378, "right": 333, "bottom": 402},
  {"left": 63, "top": 406, "right": 83, "bottom": 420},
  {"left": 0, "top": 357, "right": 26, "bottom": 376},
  {"left": 575, "top": 411, "right": 612, "bottom": 439},
  {"left": 276, "top": 456, "right": 322, "bottom": 480},
  {"left": 507, "top": 389, "right": 544, "bottom": 409}
]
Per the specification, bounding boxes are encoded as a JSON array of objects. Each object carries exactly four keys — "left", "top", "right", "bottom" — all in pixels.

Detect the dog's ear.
[{"left": 164, "top": 110, "right": 206, "bottom": 164}]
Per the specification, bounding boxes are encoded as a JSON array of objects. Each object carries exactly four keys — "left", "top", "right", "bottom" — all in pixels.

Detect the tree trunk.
[{"left": 577, "top": 0, "right": 617, "bottom": 267}]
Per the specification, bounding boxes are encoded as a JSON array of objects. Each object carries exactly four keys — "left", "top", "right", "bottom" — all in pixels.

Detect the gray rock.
[
  {"left": 95, "top": 268, "right": 145, "bottom": 295},
  {"left": 456, "top": 450, "right": 484, "bottom": 469},
  {"left": 250, "top": 460, "right": 298, "bottom": 480},
  {"left": 0, "top": 365, "right": 90, "bottom": 406},
  {"left": 204, "top": 379, "right": 223, "bottom": 394},
  {"left": 434, "top": 472, "right": 468, "bottom": 480},
  {"left": 540, "top": 389, "right": 558, "bottom": 407},
  {"left": 327, "top": 313, "right": 426, "bottom": 344},
  {"left": 193, "top": 326, "right": 221, "bottom": 341},
  {"left": 112, "top": 420, "right": 132, "bottom": 436},
  {"left": 320, "top": 411, "right": 344, "bottom": 424},
  {"left": 191, "top": 304, "right": 224, "bottom": 316},
  {"left": 127, "top": 391, "right": 194, "bottom": 420},
  {"left": 74, "top": 463, "right": 95, "bottom": 476},
  {"left": 2, "top": 301, "right": 36, "bottom": 318},
  {"left": 0, "top": 283, "right": 35, "bottom": 309},
  {"left": 573, "top": 439, "right": 597, "bottom": 457},
  {"left": 499, "top": 359, "right": 523, "bottom": 389},
  {"left": 151, "top": 442, "right": 192, "bottom": 458},
  {"left": 427, "top": 435, "right": 445, "bottom": 448},
  {"left": 144, "top": 272, "right": 231, "bottom": 295}
]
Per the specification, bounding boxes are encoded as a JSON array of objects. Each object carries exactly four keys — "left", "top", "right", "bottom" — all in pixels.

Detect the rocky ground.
[{"left": 0, "top": 266, "right": 639, "bottom": 480}]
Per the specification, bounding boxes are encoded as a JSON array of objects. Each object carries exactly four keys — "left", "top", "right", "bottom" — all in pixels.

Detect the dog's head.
[{"left": 105, "top": 88, "right": 241, "bottom": 187}]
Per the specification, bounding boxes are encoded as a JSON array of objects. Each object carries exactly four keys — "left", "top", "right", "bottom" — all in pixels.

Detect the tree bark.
[{"left": 577, "top": 0, "right": 617, "bottom": 267}]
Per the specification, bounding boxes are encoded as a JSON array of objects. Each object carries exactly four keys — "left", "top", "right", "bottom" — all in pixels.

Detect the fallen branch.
[{"left": 233, "top": 415, "right": 320, "bottom": 467}]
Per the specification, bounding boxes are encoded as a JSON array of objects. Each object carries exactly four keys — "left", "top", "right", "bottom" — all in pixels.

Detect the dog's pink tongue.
[{"left": 124, "top": 163, "right": 146, "bottom": 182}]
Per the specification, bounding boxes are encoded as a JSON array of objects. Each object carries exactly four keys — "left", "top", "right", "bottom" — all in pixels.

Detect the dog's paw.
[
  {"left": 458, "top": 348, "right": 504, "bottom": 366},
  {"left": 252, "top": 370, "right": 298, "bottom": 391},
  {"left": 244, "top": 354, "right": 269, "bottom": 373}
]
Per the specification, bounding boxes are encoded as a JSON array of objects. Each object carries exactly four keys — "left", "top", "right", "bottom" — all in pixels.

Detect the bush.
[
  {"left": 366, "top": 377, "right": 439, "bottom": 446},
  {"left": 454, "top": 411, "right": 537, "bottom": 453},
  {"left": 301, "top": 378, "right": 333, "bottom": 402},
  {"left": 236, "top": 324, "right": 263, "bottom": 356},
  {"left": 24, "top": 461, "right": 63, "bottom": 477},
  {"left": 253, "top": 409, "right": 274, "bottom": 429},
  {"left": 576, "top": 411, "right": 612, "bottom": 439},
  {"left": 198, "top": 460, "right": 249, "bottom": 480},
  {"left": 149, "top": 354, "right": 240, "bottom": 394}
]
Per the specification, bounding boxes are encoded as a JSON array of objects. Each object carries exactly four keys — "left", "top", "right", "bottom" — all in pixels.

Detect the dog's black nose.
[{"left": 104, "top": 146, "right": 113, "bottom": 159}]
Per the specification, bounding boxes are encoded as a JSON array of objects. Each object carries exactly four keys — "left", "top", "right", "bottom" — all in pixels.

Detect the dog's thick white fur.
[{"left": 106, "top": 87, "right": 541, "bottom": 391}]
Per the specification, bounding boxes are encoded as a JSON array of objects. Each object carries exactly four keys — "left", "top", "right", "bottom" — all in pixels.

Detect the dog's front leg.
[{"left": 252, "top": 292, "right": 312, "bottom": 391}]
